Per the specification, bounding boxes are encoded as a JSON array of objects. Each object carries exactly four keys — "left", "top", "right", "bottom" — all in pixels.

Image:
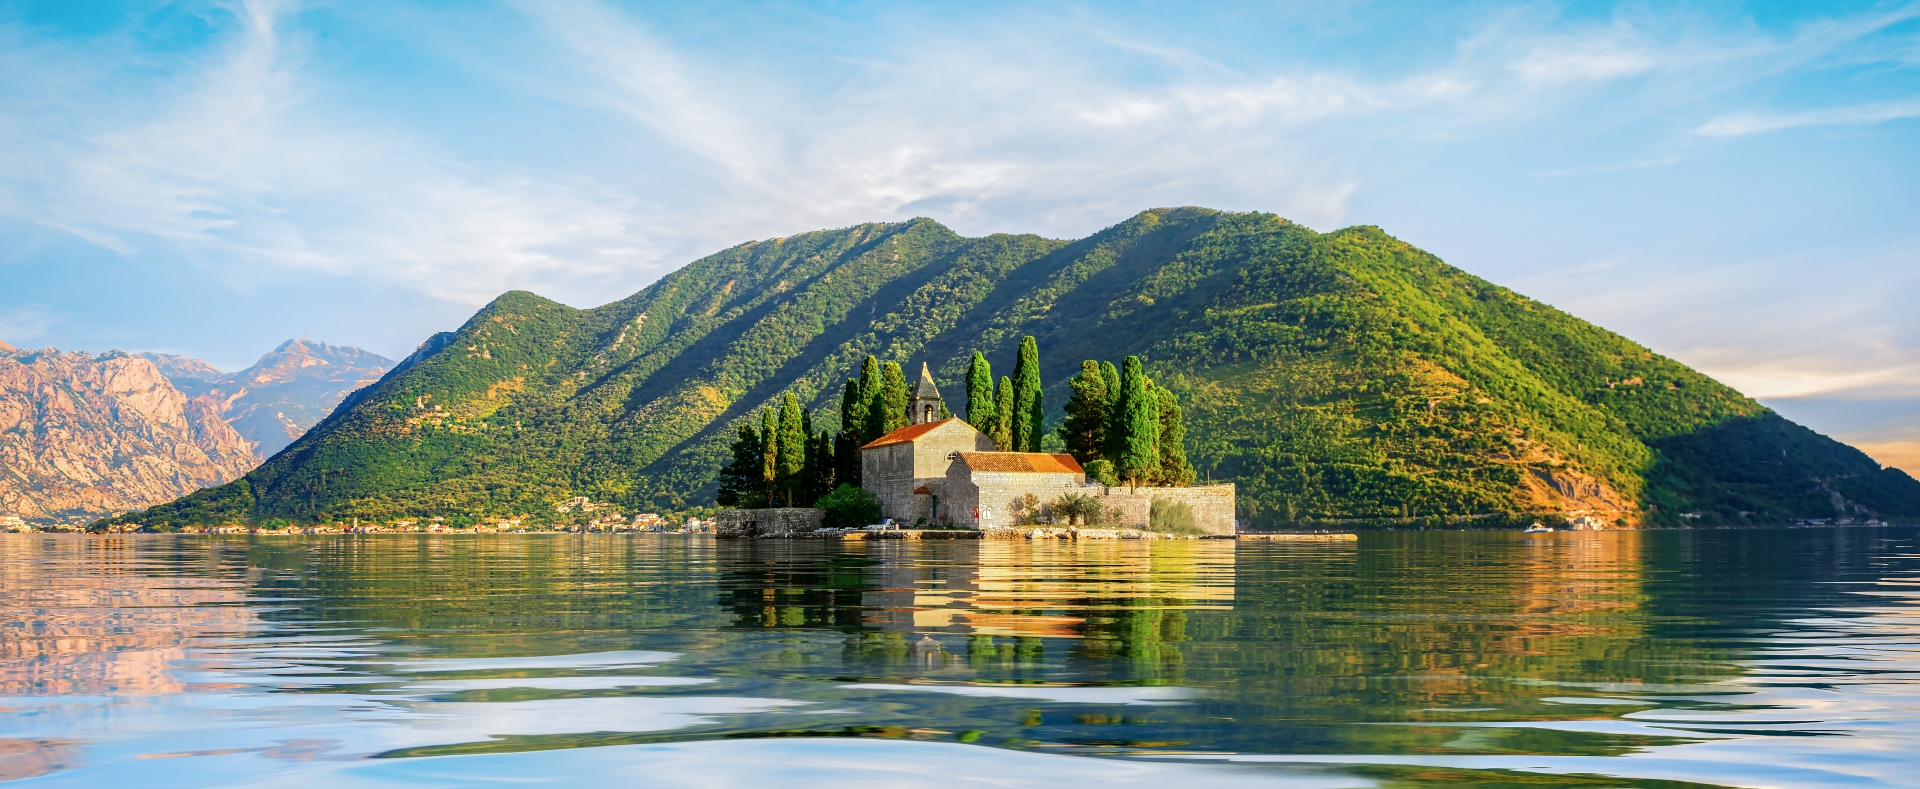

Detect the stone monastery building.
[{"left": 859, "top": 363, "right": 1235, "bottom": 534}]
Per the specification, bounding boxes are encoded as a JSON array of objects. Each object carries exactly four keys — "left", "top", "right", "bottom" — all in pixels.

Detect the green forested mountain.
[{"left": 108, "top": 208, "right": 1920, "bottom": 529}]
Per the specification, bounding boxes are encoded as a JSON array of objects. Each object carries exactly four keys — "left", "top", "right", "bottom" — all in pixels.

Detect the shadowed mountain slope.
[{"left": 108, "top": 209, "right": 1920, "bottom": 529}]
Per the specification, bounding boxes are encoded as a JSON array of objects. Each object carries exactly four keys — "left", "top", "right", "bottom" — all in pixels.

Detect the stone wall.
[
  {"left": 941, "top": 472, "right": 1236, "bottom": 535},
  {"left": 716, "top": 508, "right": 824, "bottom": 538},
  {"left": 860, "top": 420, "right": 995, "bottom": 522}
]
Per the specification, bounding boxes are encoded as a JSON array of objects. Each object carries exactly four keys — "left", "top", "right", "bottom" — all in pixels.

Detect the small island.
[{"left": 716, "top": 340, "right": 1234, "bottom": 539}]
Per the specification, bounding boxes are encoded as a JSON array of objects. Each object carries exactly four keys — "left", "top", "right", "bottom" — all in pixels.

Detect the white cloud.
[{"left": 1697, "top": 98, "right": 1920, "bottom": 136}]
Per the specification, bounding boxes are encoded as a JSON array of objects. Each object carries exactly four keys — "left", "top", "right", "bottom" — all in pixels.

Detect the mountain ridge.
[{"left": 106, "top": 208, "right": 1920, "bottom": 529}]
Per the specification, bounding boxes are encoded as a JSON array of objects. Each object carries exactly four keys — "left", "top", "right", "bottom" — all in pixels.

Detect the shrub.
[
  {"left": 1083, "top": 459, "right": 1118, "bottom": 487},
  {"left": 1051, "top": 492, "right": 1105, "bottom": 525},
  {"left": 1149, "top": 498, "right": 1202, "bottom": 536},
  {"left": 817, "top": 484, "right": 882, "bottom": 529}
]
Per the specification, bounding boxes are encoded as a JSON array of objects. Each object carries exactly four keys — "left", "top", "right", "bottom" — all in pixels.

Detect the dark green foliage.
[
  {"left": 805, "top": 429, "right": 835, "bottom": 504},
  {"left": 760, "top": 408, "right": 780, "bottom": 505},
  {"left": 1060, "top": 360, "right": 1110, "bottom": 462},
  {"left": 1154, "top": 385, "right": 1196, "bottom": 486},
  {"left": 840, "top": 378, "right": 863, "bottom": 439},
  {"left": 856, "top": 357, "right": 881, "bottom": 445},
  {"left": 1100, "top": 361, "right": 1120, "bottom": 406},
  {"left": 834, "top": 432, "right": 861, "bottom": 490},
  {"left": 1013, "top": 336, "right": 1043, "bottom": 452},
  {"left": 965, "top": 352, "right": 994, "bottom": 432},
  {"left": 867, "top": 361, "right": 909, "bottom": 439},
  {"left": 101, "top": 208, "right": 1920, "bottom": 531},
  {"left": 777, "top": 394, "right": 805, "bottom": 506},
  {"left": 817, "top": 484, "right": 882, "bottom": 530},
  {"left": 1110, "top": 356, "right": 1160, "bottom": 489},
  {"left": 992, "top": 376, "right": 1014, "bottom": 452},
  {"left": 715, "top": 422, "right": 763, "bottom": 507}
]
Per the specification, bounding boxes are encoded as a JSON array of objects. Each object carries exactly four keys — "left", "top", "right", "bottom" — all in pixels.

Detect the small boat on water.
[{"left": 1523, "top": 523, "right": 1553, "bottom": 533}]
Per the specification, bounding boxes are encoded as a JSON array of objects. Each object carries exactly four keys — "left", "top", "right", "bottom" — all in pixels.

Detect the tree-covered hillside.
[{"left": 108, "top": 208, "right": 1920, "bottom": 529}]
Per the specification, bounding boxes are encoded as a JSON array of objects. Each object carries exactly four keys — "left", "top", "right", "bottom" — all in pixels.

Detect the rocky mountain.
[
  {"left": 109, "top": 208, "right": 1920, "bottom": 530},
  {"left": 0, "top": 349, "right": 256, "bottom": 524},
  {"left": 141, "top": 340, "right": 393, "bottom": 458}
]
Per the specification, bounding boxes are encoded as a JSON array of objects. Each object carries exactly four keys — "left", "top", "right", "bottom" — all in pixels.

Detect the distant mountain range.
[
  {"left": 106, "top": 208, "right": 1920, "bottom": 530},
  {"left": 138, "top": 339, "right": 392, "bottom": 458},
  {"left": 0, "top": 339, "right": 389, "bottom": 524}
]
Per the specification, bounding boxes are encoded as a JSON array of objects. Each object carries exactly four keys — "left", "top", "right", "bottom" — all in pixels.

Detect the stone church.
[{"left": 859, "top": 362, "right": 1236, "bottom": 533}]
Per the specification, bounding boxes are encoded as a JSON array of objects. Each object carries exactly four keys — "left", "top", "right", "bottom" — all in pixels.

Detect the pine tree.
[
  {"left": 1059, "top": 360, "right": 1110, "bottom": 462},
  {"left": 1153, "top": 384, "right": 1195, "bottom": 486},
  {"left": 716, "top": 421, "right": 763, "bottom": 507},
  {"left": 1113, "top": 356, "right": 1160, "bottom": 490},
  {"left": 855, "top": 356, "right": 881, "bottom": 443},
  {"left": 841, "top": 378, "right": 864, "bottom": 443},
  {"left": 992, "top": 375, "right": 1014, "bottom": 451},
  {"left": 759, "top": 408, "right": 780, "bottom": 504},
  {"left": 777, "top": 394, "right": 806, "bottom": 506},
  {"left": 1012, "top": 336, "right": 1043, "bottom": 452},
  {"left": 965, "top": 351, "right": 995, "bottom": 432},
  {"left": 866, "top": 361, "right": 909, "bottom": 439}
]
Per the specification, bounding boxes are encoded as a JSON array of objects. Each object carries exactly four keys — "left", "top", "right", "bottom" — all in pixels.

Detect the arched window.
[{"left": 924, "top": 405, "right": 934, "bottom": 422}]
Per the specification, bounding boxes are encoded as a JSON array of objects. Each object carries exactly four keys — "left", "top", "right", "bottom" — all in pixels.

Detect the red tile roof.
[
  {"left": 861, "top": 417, "right": 968, "bottom": 449},
  {"left": 956, "top": 452, "right": 1085, "bottom": 475}
]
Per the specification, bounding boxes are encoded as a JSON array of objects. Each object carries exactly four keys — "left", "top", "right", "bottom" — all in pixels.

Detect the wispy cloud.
[{"left": 1698, "top": 98, "right": 1920, "bottom": 136}]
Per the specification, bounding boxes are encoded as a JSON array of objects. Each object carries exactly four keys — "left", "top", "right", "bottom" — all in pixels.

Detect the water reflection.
[{"left": 0, "top": 530, "right": 1915, "bottom": 788}]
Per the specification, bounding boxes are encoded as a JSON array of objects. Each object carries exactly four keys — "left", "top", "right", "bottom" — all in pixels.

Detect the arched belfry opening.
[{"left": 908, "top": 362, "right": 944, "bottom": 424}]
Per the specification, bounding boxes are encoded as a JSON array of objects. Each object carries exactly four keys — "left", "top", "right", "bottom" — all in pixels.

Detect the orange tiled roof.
[
  {"left": 861, "top": 417, "right": 968, "bottom": 449},
  {"left": 956, "top": 452, "right": 1085, "bottom": 475}
]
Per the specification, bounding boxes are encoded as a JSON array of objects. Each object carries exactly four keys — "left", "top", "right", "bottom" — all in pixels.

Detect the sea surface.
[{"left": 2, "top": 529, "right": 1917, "bottom": 788}]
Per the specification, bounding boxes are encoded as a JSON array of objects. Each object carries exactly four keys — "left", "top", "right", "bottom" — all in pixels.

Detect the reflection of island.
[
  {"left": 0, "top": 537, "right": 260, "bottom": 697},
  {"left": 720, "top": 540, "right": 1236, "bottom": 641}
]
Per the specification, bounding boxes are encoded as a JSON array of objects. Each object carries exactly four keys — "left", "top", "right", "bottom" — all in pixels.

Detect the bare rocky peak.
[
  {"left": 0, "top": 350, "right": 254, "bottom": 524},
  {"left": 205, "top": 339, "right": 393, "bottom": 459}
]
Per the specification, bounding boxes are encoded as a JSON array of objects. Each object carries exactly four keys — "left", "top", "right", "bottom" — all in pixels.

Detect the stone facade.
[
  {"left": 716, "top": 508, "right": 823, "bottom": 537},
  {"left": 859, "top": 418, "right": 996, "bottom": 523},
  {"left": 940, "top": 452, "right": 1236, "bottom": 536}
]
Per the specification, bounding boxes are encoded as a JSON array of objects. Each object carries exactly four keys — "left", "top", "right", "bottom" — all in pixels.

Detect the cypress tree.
[
  {"left": 965, "top": 352, "right": 995, "bottom": 432},
  {"left": 1100, "top": 360, "right": 1119, "bottom": 402},
  {"left": 1059, "top": 360, "right": 1110, "bottom": 462},
  {"left": 1012, "top": 336, "right": 1043, "bottom": 452},
  {"left": 992, "top": 376, "right": 1014, "bottom": 451},
  {"left": 716, "top": 421, "right": 763, "bottom": 507},
  {"left": 841, "top": 378, "right": 864, "bottom": 442},
  {"left": 1153, "top": 384, "right": 1195, "bottom": 486},
  {"left": 834, "top": 431, "right": 861, "bottom": 489},
  {"left": 778, "top": 394, "right": 806, "bottom": 506},
  {"left": 759, "top": 408, "right": 780, "bottom": 505},
  {"left": 1113, "top": 356, "right": 1159, "bottom": 491},
  {"left": 856, "top": 356, "right": 881, "bottom": 443},
  {"left": 866, "top": 361, "right": 910, "bottom": 439}
]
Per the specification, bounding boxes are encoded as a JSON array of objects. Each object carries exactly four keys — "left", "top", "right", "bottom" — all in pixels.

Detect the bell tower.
[{"left": 909, "top": 362, "right": 944, "bottom": 424}]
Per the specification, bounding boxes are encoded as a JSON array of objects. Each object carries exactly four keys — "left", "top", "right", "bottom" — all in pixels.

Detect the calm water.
[{"left": 2, "top": 530, "right": 1917, "bottom": 788}]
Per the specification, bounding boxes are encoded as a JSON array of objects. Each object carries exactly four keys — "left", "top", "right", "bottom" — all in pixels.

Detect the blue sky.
[{"left": 1, "top": 0, "right": 1916, "bottom": 469}]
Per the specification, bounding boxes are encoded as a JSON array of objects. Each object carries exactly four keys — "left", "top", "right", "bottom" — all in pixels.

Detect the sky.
[{"left": 0, "top": 0, "right": 1916, "bottom": 470}]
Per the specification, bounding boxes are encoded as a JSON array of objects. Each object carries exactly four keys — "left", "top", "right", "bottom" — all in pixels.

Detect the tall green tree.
[
  {"left": 715, "top": 421, "right": 764, "bottom": 507},
  {"left": 965, "top": 352, "right": 995, "bottom": 432},
  {"left": 856, "top": 356, "right": 881, "bottom": 443},
  {"left": 759, "top": 408, "right": 780, "bottom": 504},
  {"left": 1100, "top": 360, "right": 1120, "bottom": 403},
  {"left": 866, "top": 361, "right": 910, "bottom": 439},
  {"left": 1059, "top": 360, "right": 1111, "bottom": 462},
  {"left": 841, "top": 378, "right": 864, "bottom": 442},
  {"left": 1012, "top": 336, "right": 1043, "bottom": 452},
  {"left": 1154, "top": 384, "right": 1196, "bottom": 486},
  {"left": 833, "top": 431, "right": 861, "bottom": 490},
  {"left": 992, "top": 375, "right": 1015, "bottom": 451},
  {"left": 777, "top": 394, "right": 806, "bottom": 505},
  {"left": 805, "top": 429, "right": 835, "bottom": 504},
  {"left": 1112, "top": 356, "right": 1160, "bottom": 490}
]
